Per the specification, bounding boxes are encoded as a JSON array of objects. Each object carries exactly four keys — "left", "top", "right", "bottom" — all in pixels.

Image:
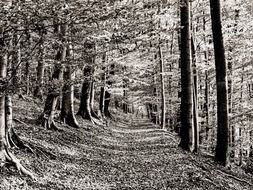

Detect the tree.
[
  {"left": 77, "top": 42, "right": 96, "bottom": 121},
  {"left": 210, "top": 0, "right": 229, "bottom": 166},
  {"left": 34, "top": 29, "right": 46, "bottom": 99},
  {"left": 158, "top": 44, "right": 166, "bottom": 129},
  {"left": 179, "top": 0, "right": 194, "bottom": 151},
  {"left": 0, "top": 1, "right": 34, "bottom": 177}
]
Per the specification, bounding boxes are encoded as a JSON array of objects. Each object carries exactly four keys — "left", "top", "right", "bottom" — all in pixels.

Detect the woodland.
[{"left": 1, "top": 0, "right": 253, "bottom": 189}]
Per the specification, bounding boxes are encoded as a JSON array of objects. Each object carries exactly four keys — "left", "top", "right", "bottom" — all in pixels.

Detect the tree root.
[
  {"left": 39, "top": 114, "right": 62, "bottom": 131},
  {"left": 215, "top": 169, "right": 253, "bottom": 187},
  {"left": 1, "top": 146, "right": 35, "bottom": 179},
  {"left": 13, "top": 118, "right": 30, "bottom": 128},
  {"left": 6, "top": 122, "right": 34, "bottom": 154},
  {"left": 91, "top": 109, "right": 100, "bottom": 120},
  {"left": 28, "top": 144, "right": 57, "bottom": 160},
  {"left": 60, "top": 116, "right": 79, "bottom": 128},
  {"left": 91, "top": 117, "right": 105, "bottom": 127},
  {"left": 190, "top": 156, "right": 253, "bottom": 187}
]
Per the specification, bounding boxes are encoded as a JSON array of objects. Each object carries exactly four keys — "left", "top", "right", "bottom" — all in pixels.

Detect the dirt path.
[
  {"left": 86, "top": 118, "right": 253, "bottom": 190},
  {"left": 92, "top": 118, "right": 181, "bottom": 189},
  {"left": 2, "top": 115, "right": 253, "bottom": 190}
]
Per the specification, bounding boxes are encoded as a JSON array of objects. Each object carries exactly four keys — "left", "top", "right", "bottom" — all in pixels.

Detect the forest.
[{"left": 1, "top": 0, "right": 253, "bottom": 189}]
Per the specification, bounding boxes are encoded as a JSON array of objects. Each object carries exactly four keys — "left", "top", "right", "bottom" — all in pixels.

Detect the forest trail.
[{"left": 1, "top": 99, "right": 253, "bottom": 190}]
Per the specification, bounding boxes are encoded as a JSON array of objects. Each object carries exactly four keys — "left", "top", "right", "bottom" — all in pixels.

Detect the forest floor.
[{"left": 1, "top": 96, "right": 253, "bottom": 190}]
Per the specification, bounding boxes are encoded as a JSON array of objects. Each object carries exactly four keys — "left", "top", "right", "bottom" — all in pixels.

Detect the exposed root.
[
  {"left": 91, "top": 109, "right": 100, "bottom": 120},
  {"left": 91, "top": 117, "right": 105, "bottom": 127},
  {"left": 13, "top": 118, "right": 30, "bottom": 128},
  {"left": 39, "top": 114, "right": 62, "bottom": 131},
  {"left": 6, "top": 123, "right": 34, "bottom": 154},
  {"left": 28, "top": 144, "right": 57, "bottom": 160},
  {"left": 9, "top": 129, "right": 34, "bottom": 153},
  {"left": 60, "top": 115, "right": 79, "bottom": 128},
  {"left": 0, "top": 146, "right": 35, "bottom": 179},
  {"left": 215, "top": 169, "right": 253, "bottom": 187}
]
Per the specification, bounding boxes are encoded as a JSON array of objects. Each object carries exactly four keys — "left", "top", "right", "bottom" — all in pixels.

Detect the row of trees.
[
  {"left": 0, "top": 0, "right": 252, "bottom": 178},
  {"left": 0, "top": 0, "right": 140, "bottom": 177},
  {"left": 142, "top": 0, "right": 253, "bottom": 167}
]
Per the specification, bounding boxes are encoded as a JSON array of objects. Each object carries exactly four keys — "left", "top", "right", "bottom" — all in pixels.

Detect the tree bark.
[
  {"left": 158, "top": 45, "right": 166, "bottom": 130},
  {"left": 77, "top": 66, "right": 93, "bottom": 120},
  {"left": 104, "top": 63, "right": 114, "bottom": 118},
  {"left": 12, "top": 23, "right": 21, "bottom": 94},
  {"left": 34, "top": 33, "right": 45, "bottom": 99},
  {"left": 210, "top": 0, "right": 229, "bottom": 166},
  {"left": 99, "top": 53, "right": 106, "bottom": 118},
  {"left": 90, "top": 79, "right": 99, "bottom": 119},
  {"left": 104, "top": 90, "right": 111, "bottom": 118},
  {"left": 205, "top": 70, "right": 210, "bottom": 141},
  {"left": 179, "top": 0, "right": 194, "bottom": 151},
  {"left": 0, "top": 35, "right": 33, "bottom": 178},
  {"left": 191, "top": 37, "right": 199, "bottom": 152},
  {"left": 42, "top": 65, "right": 62, "bottom": 130},
  {"left": 60, "top": 65, "right": 79, "bottom": 128}
]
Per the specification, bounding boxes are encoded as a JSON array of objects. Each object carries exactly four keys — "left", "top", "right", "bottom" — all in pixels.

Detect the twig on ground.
[
  {"left": 215, "top": 169, "right": 253, "bottom": 187},
  {"left": 13, "top": 118, "right": 30, "bottom": 128}
]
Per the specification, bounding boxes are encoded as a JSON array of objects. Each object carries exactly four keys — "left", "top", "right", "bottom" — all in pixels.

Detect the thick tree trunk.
[
  {"left": 0, "top": 41, "right": 33, "bottom": 178},
  {"left": 210, "top": 0, "right": 229, "bottom": 166},
  {"left": 77, "top": 66, "right": 93, "bottom": 120},
  {"left": 90, "top": 79, "right": 99, "bottom": 119},
  {"left": 77, "top": 80, "right": 93, "bottom": 120},
  {"left": 12, "top": 27, "right": 21, "bottom": 94},
  {"left": 179, "top": 0, "right": 193, "bottom": 151},
  {"left": 0, "top": 53, "right": 7, "bottom": 151},
  {"left": 60, "top": 65, "right": 79, "bottom": 128},
  {"left": 42, "top": 66, "right": 62, "bottom": 130},
  {"left": 104, "top": 63, "right": 114, "bottom": 118},
  {"left": 104, "top": 90, "right": 111, "bottom": 118},
  {"left": 203, "top": 12, "right": 210, "bottom": 142}
]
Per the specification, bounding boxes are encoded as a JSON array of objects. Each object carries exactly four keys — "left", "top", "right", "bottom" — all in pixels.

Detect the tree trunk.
[
  {"left": 0, "top": 52, "right": 7, "bottom": 151},
  {"left": 25, "top": 31, "right": 32, "bottom": 95},
  {"left": 179, "top": 0, "right": 193, "bottom": 151},
  {"left": 203, "top": 11, "right": 210, "bottom": 142},
  {"left": 99, "top": 53, "right": 106, "bottom": 118},
  {"left": 90, "top": 79, "right": 99, "bottom": 119},
  {"left": 210, "top": 0, "right": 229, "bottom": 166},
  {"left": 99, "top": 86, "right": 106, "bottom": 117},
  {"left": 104, "top": 63, "right": 114, "bottom": 118},
  {"left": 12, "top": 25, "right": 21, "bottom": 94},
  {"left": 191, "top": 37, "right": 199, "bottom": 152},
  {"left": 0, "top": 37, "right": 33, "bottom": 178},
  {"left": 205, "top": 70, "right": 210, "bottom": 141},
  {"left": 34, "top": 34, "right": 45, "bottom": 99},
  {"left": 104, "top": 90, "right": 111, "bottom": 118},
  {"left": 77, "top": 66, "right": 93, "bottom": 120},
  {"left": 158, "top": 45, "right": 166, "bottom": 130},
  {"left": 60, "top": 65, "right": 79, "bottom": 128},
  {"left": 42, "top": 66, "right": 62, "bottom": 129}
]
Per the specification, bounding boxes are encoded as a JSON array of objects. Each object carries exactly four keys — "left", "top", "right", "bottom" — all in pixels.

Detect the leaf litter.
[{"left": 0, "top": 96, "right": 253, "bottom": 190}]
